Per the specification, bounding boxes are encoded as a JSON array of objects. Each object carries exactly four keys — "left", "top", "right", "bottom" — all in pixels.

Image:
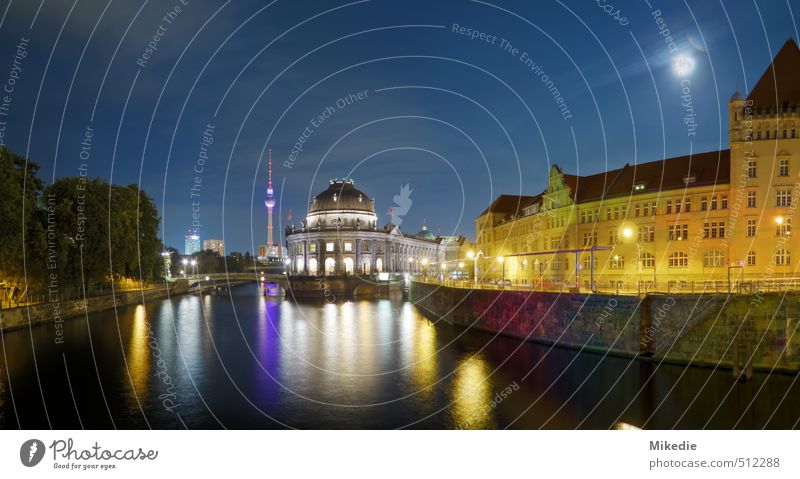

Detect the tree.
[{"left": 0, "top": 147, "right": 45, "bottom": 289}]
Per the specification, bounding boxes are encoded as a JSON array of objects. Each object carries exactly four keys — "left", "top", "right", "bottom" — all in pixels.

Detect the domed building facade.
[{"left": 285, "top": 179, "right": 443, "bottom": 276}]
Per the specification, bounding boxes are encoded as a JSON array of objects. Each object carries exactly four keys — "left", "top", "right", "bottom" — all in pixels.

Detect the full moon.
[{"left": 672, "top": 54, "right": 695, "bottom": 76}]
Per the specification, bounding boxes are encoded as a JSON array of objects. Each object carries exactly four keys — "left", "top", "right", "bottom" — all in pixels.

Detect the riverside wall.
[
  {"left": 410, "top": 281, "right": 800, "bottom": 371},
  {"left": 0, "top": 280, "right": 190, "bottom": 333}
]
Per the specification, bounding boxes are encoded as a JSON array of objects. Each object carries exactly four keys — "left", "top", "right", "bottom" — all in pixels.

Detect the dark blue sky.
[{"left": 1, "top": 0, "right": 798, "bottom": 253}]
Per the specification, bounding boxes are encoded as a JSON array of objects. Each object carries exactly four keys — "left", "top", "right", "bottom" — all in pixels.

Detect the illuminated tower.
[{"left": 261, "top": 148, "right": 280, "bottom": 259}]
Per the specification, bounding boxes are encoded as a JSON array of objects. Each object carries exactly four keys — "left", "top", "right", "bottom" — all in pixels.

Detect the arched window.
[
  {"left": 669, "top": 252, "right": 688, "bottom": 268},
  {"left": 376, "top": 258, "right": 383, "bottom": 272},
  {"left": 324, "top": 258, "right": 336, "bottom": 275},
  {"left": 703, "top": 250, "right": 725, "bottom": 267},
  {"left": 638, "top": 252, "right": 655, "bottom": 268},
  {"left": 609, "top": 255, "right": 624, "bottom": 269},
  {"left": 308, "top": 258, "right": 318, "bottom": 276}
]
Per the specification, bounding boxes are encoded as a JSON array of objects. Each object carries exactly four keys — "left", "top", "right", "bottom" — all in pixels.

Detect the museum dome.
[
  {"left": 416, "top": 224, "right": 436, "bottom": 241},
  {"left": 308, "top": 179, "right": 376, "bottom": 215}
]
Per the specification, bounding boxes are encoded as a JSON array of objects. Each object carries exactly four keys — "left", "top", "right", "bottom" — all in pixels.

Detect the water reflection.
[
  {"left": 451, "top": 356, "right": 495, "bottom": 429},
  {"left": 127, "top": 304, "right": 150, "bottom": 399},
  {"left": 0, "top": 283, "right": 798, "bottom": 429}
]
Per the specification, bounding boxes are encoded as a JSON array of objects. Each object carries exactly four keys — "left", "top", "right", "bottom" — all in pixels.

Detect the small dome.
[
  {"left": 416, "top": 224, "right": 436, "bottom": 240},
  {"left": 309, "top": 179, "right": 375, "bottom": 214}
]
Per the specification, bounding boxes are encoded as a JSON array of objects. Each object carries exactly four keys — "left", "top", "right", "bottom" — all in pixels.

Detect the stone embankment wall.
[
  {"left": 0, "top": 281, "right": 190, "bottom": 333},
  {"left": 411, "top": 282, "right": 800, "bottom": 371}
]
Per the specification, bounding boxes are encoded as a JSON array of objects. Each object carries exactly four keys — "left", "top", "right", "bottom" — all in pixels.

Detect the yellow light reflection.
[
  {"left": 451, "top": 356, "right": 494, "bottom": 429},
  {"left": 409, "top": 317, "right": 438, "bottom": 394},
  {"left": 127, "top": 304, "right": 150, "bottom": 396}
]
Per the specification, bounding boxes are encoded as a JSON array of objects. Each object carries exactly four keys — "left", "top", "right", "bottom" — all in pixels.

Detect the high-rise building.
[
  {"left": 203, "top": 239, "right": 225, "bottom": 256},
  {"left": 184, "top": 228, "right": 201, "bottom": 255}
]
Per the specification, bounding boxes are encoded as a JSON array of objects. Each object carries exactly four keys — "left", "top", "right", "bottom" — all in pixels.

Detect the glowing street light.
[
  {"left": 458, "top": 261, "right": 465, "bottom": 269},
  {"left": 775, "top": 216, "right": 785, "bottom": 225},
  {"left": 622, "top": 226, "right": 634, "bottom": 239}
]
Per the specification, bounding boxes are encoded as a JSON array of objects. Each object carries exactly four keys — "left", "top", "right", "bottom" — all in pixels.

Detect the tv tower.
[{"left": 264, "top": 148, "right": 277, "bottom": 255}]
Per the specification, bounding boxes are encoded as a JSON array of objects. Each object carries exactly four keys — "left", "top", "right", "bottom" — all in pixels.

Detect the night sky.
[{"left": 0, "top": 0, "right": 798, "bottom": 254}]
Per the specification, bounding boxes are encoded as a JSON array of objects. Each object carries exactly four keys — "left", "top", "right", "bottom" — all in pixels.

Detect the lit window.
[
  {"left": 609, "top": 255, "right": 624, "bottom": 269},
  {"left": 638, "top": 252, "right": 655, "bottom": 268},
  {"left": 776, "top": 218, "right": 792, "bottom": 237},
  {"left": 309, "top": 243, "right": 317, "bottom": 253},
  {"left": 344, "top": 242, "right": 353, "bottom": 252},
  {"left": 747, "top": 191, "right": 756, "bottom": 208},
  {"left": 326, "top": 242, "right": 334, "bottom": 252}
]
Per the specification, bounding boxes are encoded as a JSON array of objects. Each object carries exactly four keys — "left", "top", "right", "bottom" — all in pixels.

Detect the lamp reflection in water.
[
  {"left": 127, "top": 304, "right": 150, "bottom": 399},
  {"left": 450, "top": 356, "right": 494, "bottom": 429}
]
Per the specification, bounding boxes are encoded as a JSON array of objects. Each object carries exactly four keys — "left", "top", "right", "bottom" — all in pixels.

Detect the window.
[
  {"left": 721, "top": 195, "right": 728, "bottom": 209},
  {"left": 582, "top": 232, "right": 597, "bottom": 247},
  {"left": 608, "top": 229, "right": 618, "bottom": 245},
  {"left": 747, "top": 251, "right": 756, "bottom": 266},
  {"left": 344, "top": 242, "right": 353, "bottom": 252},
  {"left": 747, "top": 159, "right": 757, "bottom": 178},
  {"left": 325, "top": 242, "right": 334, "bottom": 252},
  {"left": 643, "top": 202, "right": 650, "bottom": 216},
  {"left": 639, "top": 252, "right": 655, "bottom": 268},
  {"left": 703, "top": 251, "right": 725, "bottom": 267},
  {"left": 747, "top": 191, "right": 756, "bottom": 208},
  {"left": 668, "top": 224, "right": 688, "bottom": 241},
  {"left": 793, "top": 129, "right": 797, "bottom": 138},
  {"left": 684, "top": 198, "right": 691, "bottom": 212},
  {"left": 606, "top": 208, "right": 611, "bottom": 221},
  {"left": 639, "top": 225, "right": 655, "bottom": 243},
  {"left": 669, "top": 252, "right": 688, "bottom": 268},
  {"left": 582, "top": 256, "right": 596, "bottom": 271},
  {"left": 776, "top": 189, "right": 792, "bottom": 207},
  {"left": 701, "top": 196, "right": 707, "bottom": 211},
  {"left": 666, "top": 200, "right": 672, "bottom": 214},
  {"left": 775, "top": 247, "right": 791, "bottom": 266},
  {"left": 703, "top": 222, "right": 725, "bottom": 239},
  {"left": 776, "top": 218, "right": 792, "bottom": 237},
  {"left": 309, "top": 243, "right": 317, "bottom": 253},
  {"left": 675, "top": 201, "right": 682, "bottom": 214},
  {"left": 609, "top": 255, "right": 624, "bottom": 269},
  {"left": 779, "top": 159, "right": 789, "bottom": 177},
  {"left": 784, "top": 130, "right": 788, "bottom": 139},
  {"left": 710, "top": 196, "right": 718, "bottom": 210},
  {"left": 747, "top": 219, "right": 757, "bottom": 237},
  {"left": 634, "top": 204, "right": 640, "bottom": 217},
  {"left": 360, "top": 242, "right": 368, "bottom": 253}
]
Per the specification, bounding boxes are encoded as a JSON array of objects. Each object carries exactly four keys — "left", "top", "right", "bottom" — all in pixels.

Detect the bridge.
[{"left": 176, "top": 272, "right": 289, "bottom": 295}]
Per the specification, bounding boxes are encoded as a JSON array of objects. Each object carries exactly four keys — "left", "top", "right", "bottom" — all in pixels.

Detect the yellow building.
[{"left": 474, "top": 39, "right": 800, "bottom": 293}]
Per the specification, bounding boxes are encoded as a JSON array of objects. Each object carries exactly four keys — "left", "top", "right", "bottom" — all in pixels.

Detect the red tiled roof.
[{"left": 747, "top": 39, "right": 800, "bottom": 109}]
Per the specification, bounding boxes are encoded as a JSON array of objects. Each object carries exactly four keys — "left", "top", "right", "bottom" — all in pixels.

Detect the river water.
[{"left": 1, "top": 283, "right": 797, "bottom": 429}]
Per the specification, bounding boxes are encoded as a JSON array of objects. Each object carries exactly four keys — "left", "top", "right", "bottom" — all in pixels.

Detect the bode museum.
[{"left": 284, "top": 179, "right": 464, "bottom": 277}]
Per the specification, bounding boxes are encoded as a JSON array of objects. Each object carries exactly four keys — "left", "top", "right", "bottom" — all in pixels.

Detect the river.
[{"left": 1, "top": 283, "right": 797, "bottom": 429}]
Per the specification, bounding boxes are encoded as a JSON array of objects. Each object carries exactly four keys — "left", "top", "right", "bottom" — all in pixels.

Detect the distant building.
[
  {"left": 184, "top": 229, "right": 201, "bottom": 255},
  {"left": 475, "top": 39, "right": 800, "bottom": 291},
  {"left": 203, "top": 239, "right": 225, "bottom": 256}
]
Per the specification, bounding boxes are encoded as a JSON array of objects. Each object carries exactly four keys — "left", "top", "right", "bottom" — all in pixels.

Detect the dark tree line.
[{"left": 0, "top": 147, "right": 163, "bottom": 297}]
